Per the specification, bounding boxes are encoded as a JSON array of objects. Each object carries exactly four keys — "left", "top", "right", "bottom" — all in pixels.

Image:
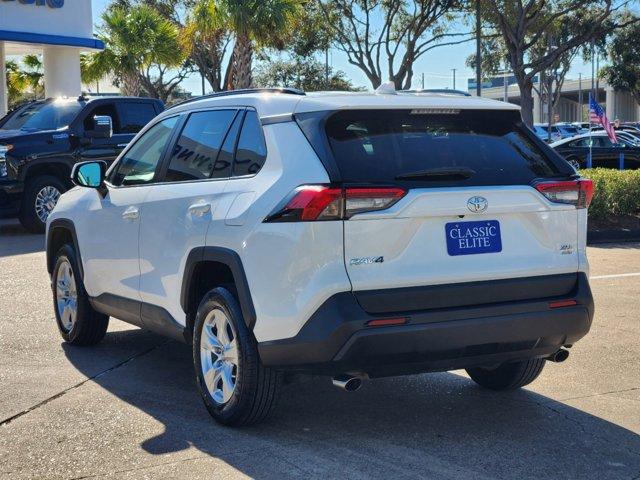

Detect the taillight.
[
  {"left": 534, "top": 179, "right": 594, "bottom": 209},
  {"left": 265, "top": 185, "right": 406, "bottom": 222}
]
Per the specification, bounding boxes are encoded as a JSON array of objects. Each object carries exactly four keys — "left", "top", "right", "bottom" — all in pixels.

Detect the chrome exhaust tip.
[
  {"left": 332, "top": 374, "right": 363, "bottom": 392},
  {"left": 547, "top": 348, "right": 570, "bottom": 363}
]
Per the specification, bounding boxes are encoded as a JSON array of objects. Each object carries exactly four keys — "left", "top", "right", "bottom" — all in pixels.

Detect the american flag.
[{"left": 589, "top": 93, "right": 617, "bottom": 143}]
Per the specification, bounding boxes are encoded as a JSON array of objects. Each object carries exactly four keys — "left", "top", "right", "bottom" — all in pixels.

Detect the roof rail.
[
  {"left": 168, "top": 87, "right": 306, "bottom": 109},
  {"left": 399, "top": 89, "right": 471, "bottom": 97}
]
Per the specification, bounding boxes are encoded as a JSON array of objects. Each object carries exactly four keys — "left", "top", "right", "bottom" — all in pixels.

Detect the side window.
[
  {"left": 119, "top": 102, "right": 158, "bottom": 134},
  {"left": 83, "top": 103, "right": 120, "bottom": 133},
  {"left": 164, "top": 110, "right": 237, "bottom": 182},
  {"left": 233, "top": 111, "right": 267, "bottom": 177},
  {"left": 109, "top": 116, "right": 178, "bottom": 186}
]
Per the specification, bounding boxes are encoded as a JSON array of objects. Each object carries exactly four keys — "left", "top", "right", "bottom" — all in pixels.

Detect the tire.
[
  {"left": 193, "top": 287, "right": 281, "bottom": 426},
  {"left": 52, "top": 244, "right": 109, "bottom": 346},
  {"left": 19, "top": 175, "right": 67, "bottom": 233},
  {"left": 466, "top": 358, "right": 546, "bottom": 391}
]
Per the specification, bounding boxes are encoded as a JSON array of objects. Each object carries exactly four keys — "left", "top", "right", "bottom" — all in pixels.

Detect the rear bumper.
[
  {"left": 258, "top": 273, "right": 594, "bottom": 377},
  {"left": 0, "top": 179, "right": 22, "bottom": 218}
]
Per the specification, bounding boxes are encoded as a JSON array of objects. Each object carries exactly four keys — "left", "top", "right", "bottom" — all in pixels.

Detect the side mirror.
[
  {"left": 86, "top": 115, "right": 113, "bottom": 139},
  {"left": 71, "top": 161, "right": 107, "bottom": 188}
]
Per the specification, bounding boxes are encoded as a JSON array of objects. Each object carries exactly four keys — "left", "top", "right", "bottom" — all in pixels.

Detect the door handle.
[
  {"left": 122, "top": 206, "right": 139, "bottom": 221},
  {"left": 117, "top": 143, "right": 129, "bottom": 148},
  {"left": 188, "top": 201, "right": 211, "bottom": 218}
]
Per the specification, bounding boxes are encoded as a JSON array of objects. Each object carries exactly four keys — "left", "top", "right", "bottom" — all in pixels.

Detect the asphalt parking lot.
[{"left": 0, "top": 218, "right": 639, "bottom": 480}]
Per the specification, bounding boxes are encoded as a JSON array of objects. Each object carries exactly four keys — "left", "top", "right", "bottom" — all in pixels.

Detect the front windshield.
[{"left": 1, "top": 101, "right": 82, "bottom": 132}]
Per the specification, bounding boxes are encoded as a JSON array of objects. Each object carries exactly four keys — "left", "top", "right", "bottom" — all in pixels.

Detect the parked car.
[
  {"left": 46, "top": 88, "right": 594, "bottom": 426},
  {"left": 0, "top": 96, "right": 163, "bottom": 232},
  {"left": 554, "top": 123, "right": 582, "bottom": 138},
  {"left": 550, "top": 132, "right": 640, "bottom": 169},
  {"left": 533, "top": 124, "right": 562, "bottom": 143}
]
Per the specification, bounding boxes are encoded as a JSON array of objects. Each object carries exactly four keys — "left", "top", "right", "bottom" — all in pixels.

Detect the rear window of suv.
[{"left": 324, "top": 109, "right": 561, "bottom": 187}]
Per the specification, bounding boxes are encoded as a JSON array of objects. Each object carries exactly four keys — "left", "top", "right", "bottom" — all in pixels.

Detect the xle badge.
[{"left": 350, "top": 256, "right": 384, "bottom": 266}]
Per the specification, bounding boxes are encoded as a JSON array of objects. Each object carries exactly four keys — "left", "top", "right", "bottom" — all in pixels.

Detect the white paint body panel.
[
  {"left": 50, "top": 184, "right": 151, "bottom": 301},
  {"left": 344, "top": 186, "right": 580, "bottom": 291}
]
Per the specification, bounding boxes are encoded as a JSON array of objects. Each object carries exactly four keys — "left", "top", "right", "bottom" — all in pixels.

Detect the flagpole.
[{"left": 588, "top": 93, "right": 593, "bottom": 169}]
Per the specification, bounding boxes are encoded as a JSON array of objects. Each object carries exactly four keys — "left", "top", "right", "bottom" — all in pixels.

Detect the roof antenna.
[{"left": 375, "top": 81, "right": 397, "bottom": 95}]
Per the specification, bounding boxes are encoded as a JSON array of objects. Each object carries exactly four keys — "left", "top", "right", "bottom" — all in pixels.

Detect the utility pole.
[
  {"left": 475, "top": 0, "right": 482, "bottom": 97},
  {"left": 578, "top": 73, "right": 583, "bottom": 122},
  {"left": 325, "top": 47, "right": 329, "bottom": 88},
  {"left": 421, "top": 73, "right": 425, "bottom": 90},
  {"left": 452, "top": 69, "right": 457, "bottom": 90},
  {"left": 503, "top": 62, "right": 508, "bottom": 102},
  {"left": 201, "top": 73, "right": 205, "bottom": 96}
]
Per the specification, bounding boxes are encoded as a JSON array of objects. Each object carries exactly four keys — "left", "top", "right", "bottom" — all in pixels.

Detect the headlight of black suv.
[{"left": 0, "top": 145, "right": 11, "bottom": 178}]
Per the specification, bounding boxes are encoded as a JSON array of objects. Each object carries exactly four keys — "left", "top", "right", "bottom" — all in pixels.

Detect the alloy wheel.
[
  {"left": 200, "top": 308, "right": 239, "bottom": 405},
  {"left": 35, "top": 185, "right": 61, "bottom": 223},
  {"left": 56, "top": 259, "right": 78, "bottom": 332}
]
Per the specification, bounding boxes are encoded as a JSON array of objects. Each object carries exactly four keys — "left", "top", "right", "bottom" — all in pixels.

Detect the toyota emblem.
[{"left": 467, "top": 196, "right": 488, "bottom": 213}]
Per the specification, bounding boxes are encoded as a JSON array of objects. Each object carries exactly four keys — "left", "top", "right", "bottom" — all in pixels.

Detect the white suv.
[{"left": 46, "top": 88, "right": 595, "bottom": 426}]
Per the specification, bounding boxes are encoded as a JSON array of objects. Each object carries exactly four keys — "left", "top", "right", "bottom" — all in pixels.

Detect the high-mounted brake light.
[
  {"left": 265, "top": 185, "right": 406, "bottom": 222},
  {"left": 534, "top": 179, "right": 594, "bottom": 209}
]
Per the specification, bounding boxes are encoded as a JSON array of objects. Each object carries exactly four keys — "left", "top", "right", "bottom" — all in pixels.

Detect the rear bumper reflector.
[
  {"left": 548, "top": 299, "right": 578, "bottom": 309},
  {"left": 366, "top": 317, "right": 408, "bottom": 327}
]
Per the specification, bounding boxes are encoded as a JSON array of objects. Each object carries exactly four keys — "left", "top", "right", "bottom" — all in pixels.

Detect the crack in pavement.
[
  {"left": 0, "top": 340, "right": 170, "bottom": 428},
  {"left": 557, "top": 386, "right": 640, "bottom": 403}
]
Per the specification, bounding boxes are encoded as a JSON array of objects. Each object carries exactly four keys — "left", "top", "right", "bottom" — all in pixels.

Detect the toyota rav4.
[{"left": 46, "top": 88, "right": 595, "bottom": 426}]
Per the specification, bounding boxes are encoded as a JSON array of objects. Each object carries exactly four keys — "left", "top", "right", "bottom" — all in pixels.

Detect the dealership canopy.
[{"left": 0, "top": 0, "right": 104, "bottom": 116}]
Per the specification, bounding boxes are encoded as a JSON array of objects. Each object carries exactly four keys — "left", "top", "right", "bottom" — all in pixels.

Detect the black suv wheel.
[{"left": 20, "top": 175, "right": 67, "bottom": 233}]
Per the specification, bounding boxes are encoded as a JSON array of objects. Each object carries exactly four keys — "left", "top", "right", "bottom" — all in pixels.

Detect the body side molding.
[
  {"left": 181, "top": 246, "right": 257, "bottom": 329},
  {"left": 47, "top": 218, "right": 83, "bottom": 279}
]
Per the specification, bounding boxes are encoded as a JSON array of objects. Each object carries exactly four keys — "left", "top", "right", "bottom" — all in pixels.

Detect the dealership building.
[{"left": 0, "top": 0, "right": 104, "bottom": 117}]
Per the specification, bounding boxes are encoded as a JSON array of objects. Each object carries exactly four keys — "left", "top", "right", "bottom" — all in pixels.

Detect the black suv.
[{"left": 0, "top": 96, "right": 164, "bottom": 232}]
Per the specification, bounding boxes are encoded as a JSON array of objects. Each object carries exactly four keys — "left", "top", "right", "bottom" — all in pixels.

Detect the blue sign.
[
  {"left": 445, "top": 220, "right": 502, "bottom": 256},
  {"left": 1, "top": 0, "right": 64, "bottom": 8}
]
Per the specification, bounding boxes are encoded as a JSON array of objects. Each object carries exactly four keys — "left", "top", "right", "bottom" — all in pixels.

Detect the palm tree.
[
  {"left": 221, "top": 0, "right": 302, "bottom": 89},
  {"left": 6, "top": 55, "right": 44, "bottom": 107},
  {"left": 183, "top": 0, "right": 229, "bottom": 92},
  {"left": 82, "top": 5, "right": 185, "bottom": 97}
]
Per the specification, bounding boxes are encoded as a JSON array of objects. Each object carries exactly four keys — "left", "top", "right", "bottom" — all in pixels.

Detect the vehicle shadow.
[
  {"left": 64, "top": 329, "right": 640, "bottom": 480},
  {"left": 0, "top": 219, "right": 44, "bottom": 257}
]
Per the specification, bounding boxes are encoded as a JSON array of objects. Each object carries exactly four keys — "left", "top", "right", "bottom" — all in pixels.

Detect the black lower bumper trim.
[{"left": 258, "top": 273, "right": 594, "bottom": 376}]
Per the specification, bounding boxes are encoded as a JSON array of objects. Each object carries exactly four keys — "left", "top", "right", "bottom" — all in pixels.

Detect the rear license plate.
[{"left": 445, "top": 220, "right": 502, "bottom": 256}]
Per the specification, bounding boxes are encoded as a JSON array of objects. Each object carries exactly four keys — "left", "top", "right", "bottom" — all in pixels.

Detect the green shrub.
[{"left": 580, "top": 168, "right": 640, "bottom": 220}]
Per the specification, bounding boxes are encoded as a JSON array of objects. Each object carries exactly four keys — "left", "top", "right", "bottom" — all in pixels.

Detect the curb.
[{"left": 587, "top": 229, "right": 640, "bottom": 245}]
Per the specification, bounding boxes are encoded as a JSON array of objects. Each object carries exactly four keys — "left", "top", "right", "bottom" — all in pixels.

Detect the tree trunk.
[
  {"left": 518, "top": 77, "right": 535, "bottom": 127},
  {"left": 121, "top": 70, "right": 141, "bottom": 97},
  {"left": 230, "top": 33, "right": 253, "bottom": 89}
]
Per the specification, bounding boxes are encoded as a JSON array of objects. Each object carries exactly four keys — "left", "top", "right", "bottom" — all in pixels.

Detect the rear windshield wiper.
[{"left": 395, "top": 167, "right": 475, "bottom": 181}]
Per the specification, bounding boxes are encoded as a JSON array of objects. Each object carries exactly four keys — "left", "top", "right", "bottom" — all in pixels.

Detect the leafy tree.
[
  {"left": 221, "top": 0, "right": 302, "bottom": 89},
  {"left": 82, "top": 5, "right": 187, "bottom": 97},
  {"left": 601, "top": 20, "right": 640, "bottom": 107},
  {"left": 5, "top": 55, "right": 44, "bottom": 107},
  {"left": 478, "top": 0, "right": 637, "bottom": 126},
  {"left": 182, "top": 0, "right": 230, "bottom": 92},
  {"left": 317, "top": 0, "right": 470, "bottom": 90},
  {"left": 254, "top": 56, "right": 360, "bottom": 91}
]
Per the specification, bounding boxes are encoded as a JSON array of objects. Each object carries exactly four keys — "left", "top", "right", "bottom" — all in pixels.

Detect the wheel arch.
[
  {"left": 181, "top": 247, "right": 257, "bottom": 336},
  {"left": 47, "top": 219, "right": 83, "bottom": 280},
  {"left": 22, "top": 159, "right": 73, "bottom": 187}
]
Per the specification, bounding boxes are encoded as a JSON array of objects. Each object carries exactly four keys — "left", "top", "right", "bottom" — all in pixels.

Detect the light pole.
[
  {"left": 578, "top": 73, "right": 583, "bottom": 122},
  {"left": 476, "top": 0, "right": 482, "bottom": 97}
]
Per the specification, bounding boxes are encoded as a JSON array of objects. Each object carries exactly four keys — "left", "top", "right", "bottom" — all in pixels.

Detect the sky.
[{"left": 91, "top": 0, "right": 599, "bottom": 95}]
